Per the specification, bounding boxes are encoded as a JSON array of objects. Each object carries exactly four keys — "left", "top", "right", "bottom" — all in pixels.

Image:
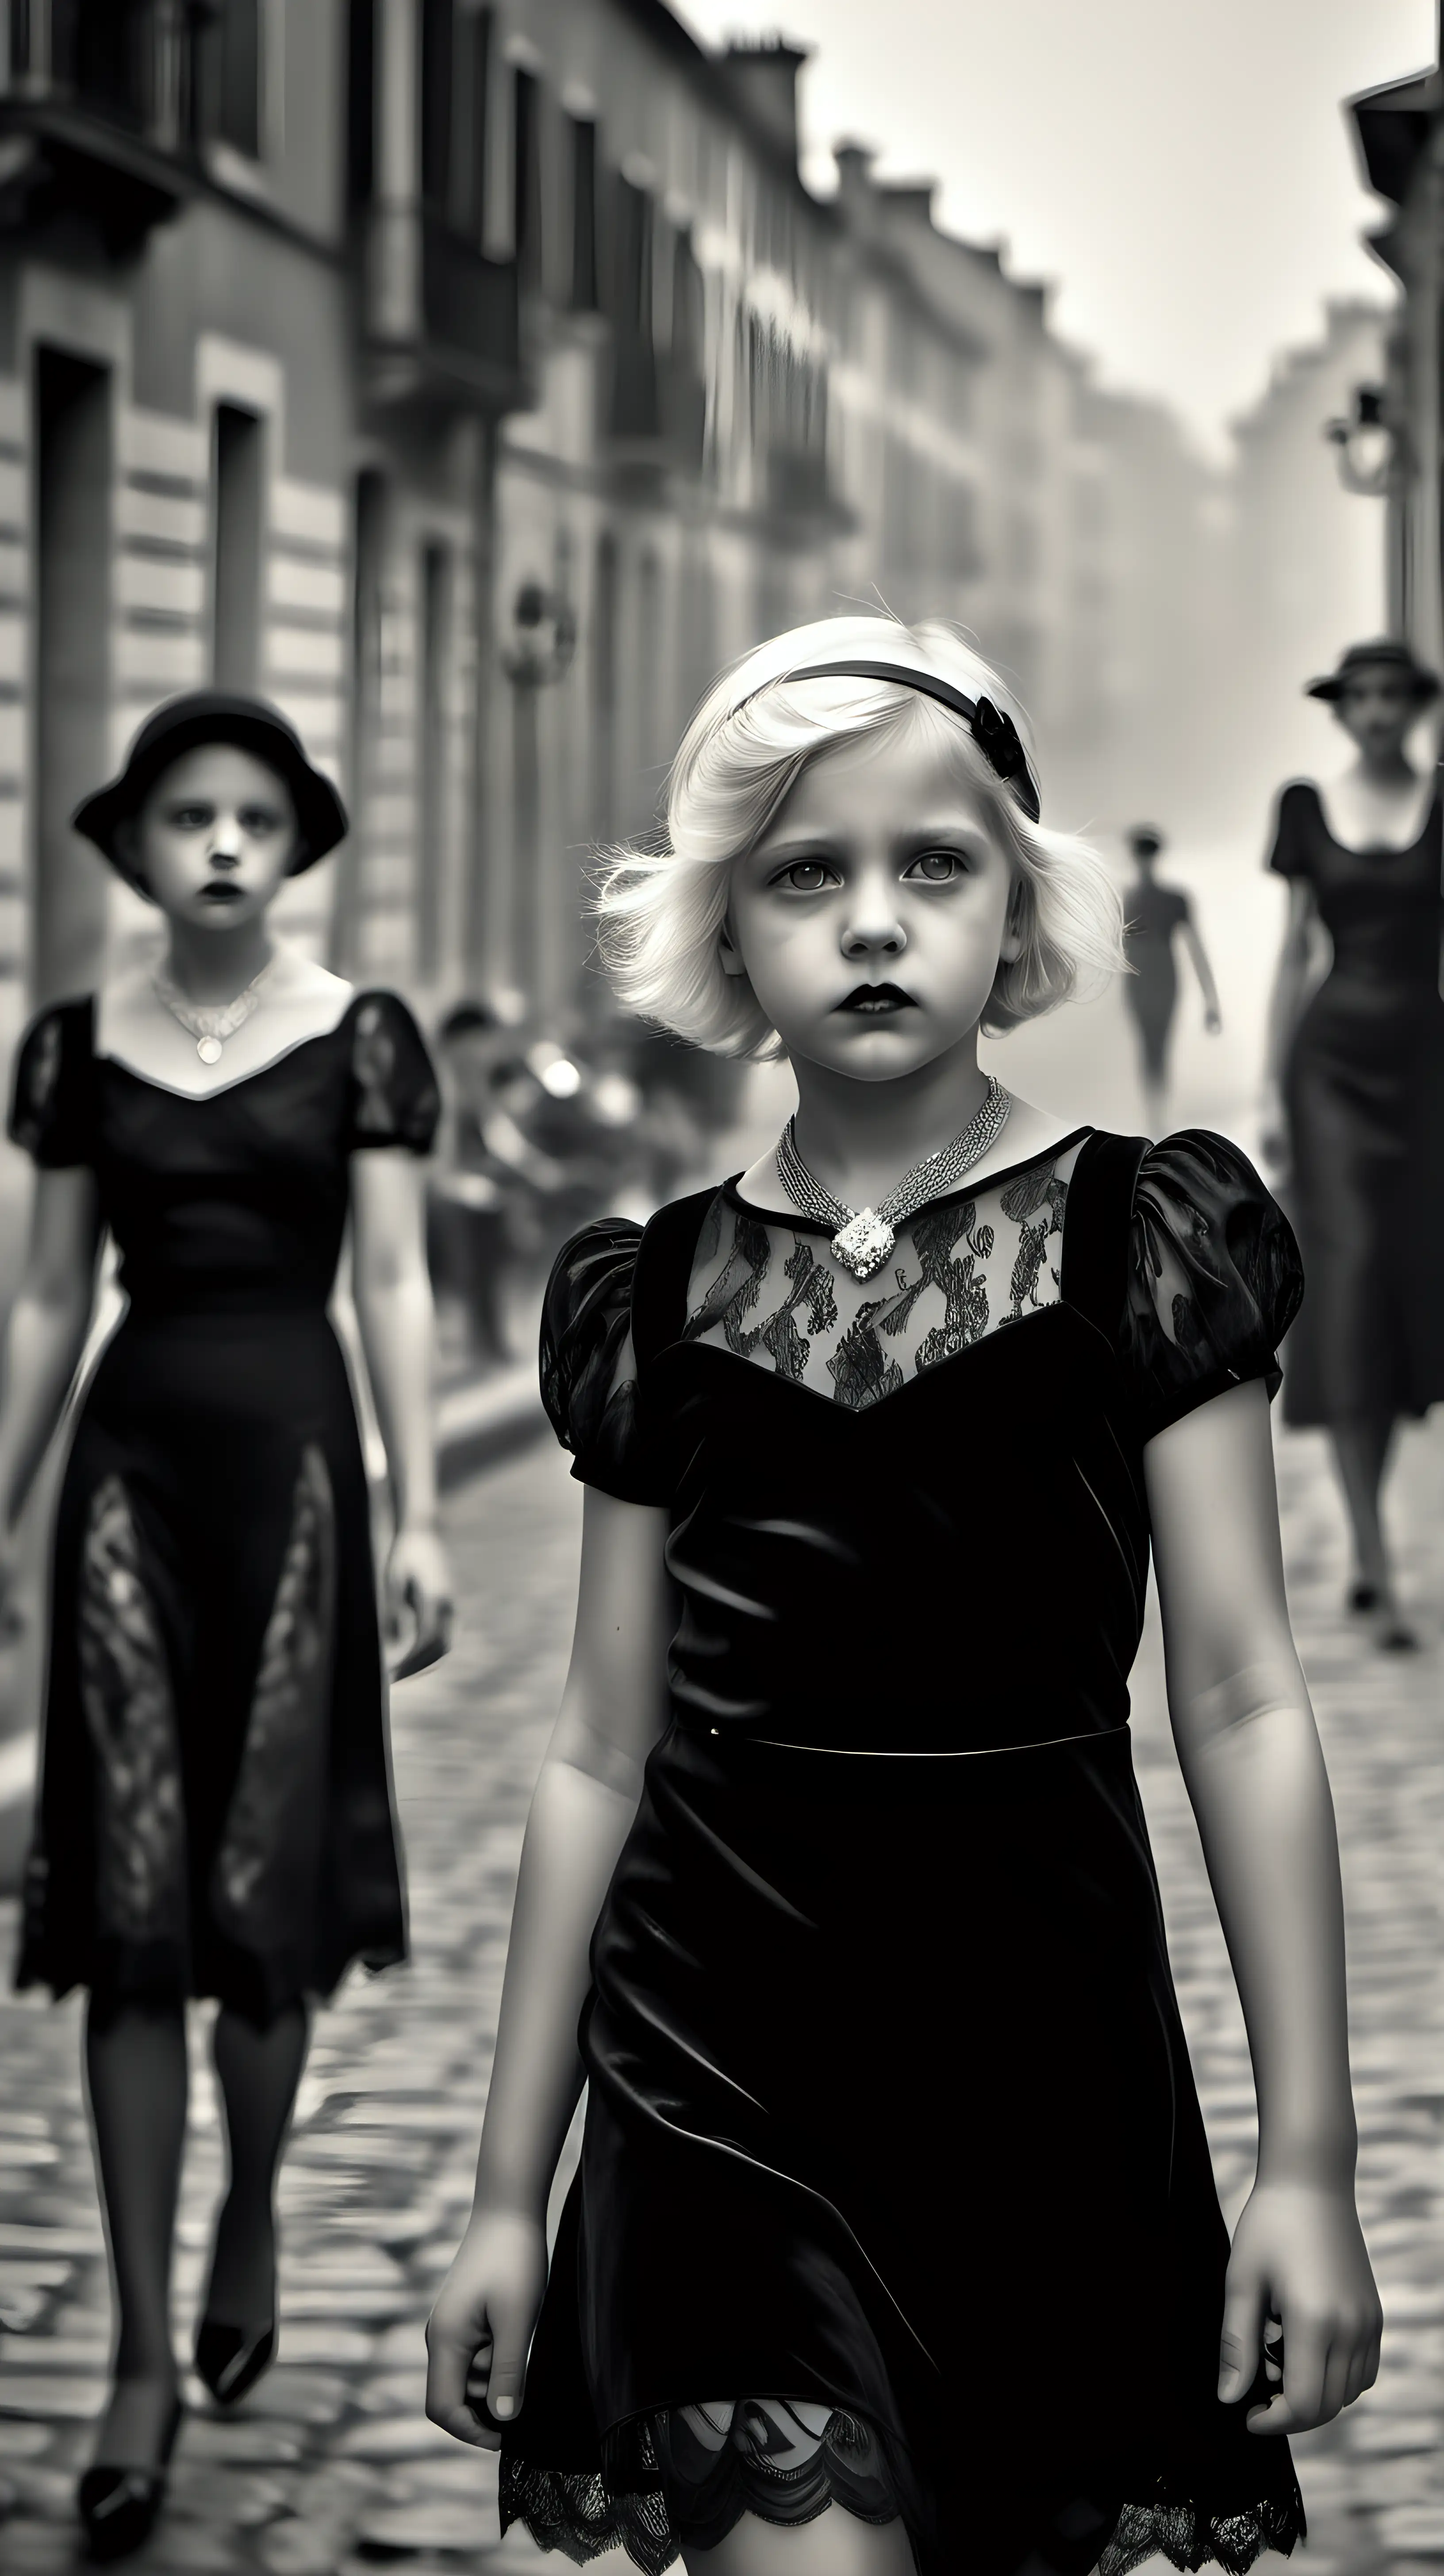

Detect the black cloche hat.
[
  {"left": 72, "top": 692, "right": 349, "bottom": 875},
  {"left": 1305, "top": 638, "right": 1441, "bottom": 704}
]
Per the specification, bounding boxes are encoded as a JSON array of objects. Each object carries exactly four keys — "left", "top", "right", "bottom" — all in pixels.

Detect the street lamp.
[
  {"left": 1324, "top": 384, "right": 1398, "bottom": 497},
  {"left": 500, "top": 580, "right": 578, "bottom": 1015},
  {"left": 500, "top": 579, "right": 577, "bottom": 689}
]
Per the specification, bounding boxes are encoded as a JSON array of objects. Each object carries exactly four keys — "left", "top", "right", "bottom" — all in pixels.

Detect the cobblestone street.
[{"left": 0, "top": 1395, "right": 1440, "bottom": 2575}]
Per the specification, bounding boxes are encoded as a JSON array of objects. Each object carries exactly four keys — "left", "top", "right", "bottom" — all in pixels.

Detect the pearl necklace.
[
  {"left": 153, "top": 957, "right": 277, "bottom": 1065},
  {"left": 775, "top": 1077, "right": 1013, "bottom": 1280}
]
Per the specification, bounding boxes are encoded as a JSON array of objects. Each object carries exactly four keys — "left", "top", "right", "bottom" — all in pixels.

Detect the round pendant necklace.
[
  {"left": 153, "top": 956, "right": 276, "bottom": 1065},
  {"left": 775, "top": 1077, "right": 1013, "bottom": 1281}
]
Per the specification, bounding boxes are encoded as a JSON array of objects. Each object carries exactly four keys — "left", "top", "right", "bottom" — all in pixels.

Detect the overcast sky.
[{"left": 673, "top": 0, "right": 1436, "bottom": 459}]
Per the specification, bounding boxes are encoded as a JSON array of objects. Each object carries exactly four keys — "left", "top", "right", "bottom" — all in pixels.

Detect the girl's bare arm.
[
  {"left": 426, "top": 1482, "right": 672, "bottom": 2442},
  {"left": 1261, "top": 880, "right": 1316, "bottom": 1096},
  {"left": 1146, "top": 1380, "right": 1381, "bottom": 2435},
  {"left": 0, "top": 1167, "right": 103, "bottom": 1544},
  {"left": 349, "top": 1147, "right": 451, "bottom": 1652}
]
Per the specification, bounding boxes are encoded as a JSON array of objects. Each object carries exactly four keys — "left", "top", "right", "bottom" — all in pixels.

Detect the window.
[
  {"left": 215, "top": 0, "right": 262, "bottom": 158},
  {"left": 347, "top": 0, "right": 375, "bottom": 204},
  {"left": 51, "top": 0, "right": 151, "bottom": 127},
  {"left": 569, "top": 115, "right": 598, "bottom": 311},
  {"left": 449, "top": 7, "right": 491, "bottom": 239},
  {"left": 421, "top": 0, "right": 453, "bottom": 209},
  {"left": 422, "top": 2, "right": 492, "bottom": 238},
  {"left": 212, "top": 404, "right": 266, "bottom": 692},
  {"left": 514, "top": 65, "right": 542, "bottom": 291}
]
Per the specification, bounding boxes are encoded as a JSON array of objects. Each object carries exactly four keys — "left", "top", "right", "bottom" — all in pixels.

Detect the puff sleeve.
[
  {"left": 1120, "top": 1131, "right": 1303, "bottom": 1444},
  {"left": 8, "top": 999, "right": 95, "bottom": 1169},
  {"left": 539, "top": 1218, "right": 672, "bottom": 1506},
  {"left": 1265, "top": 781, "right": 1313, "bottom": 883},
  {"left": 345, "top": 992, "right": 441, "bottom": 1155}
]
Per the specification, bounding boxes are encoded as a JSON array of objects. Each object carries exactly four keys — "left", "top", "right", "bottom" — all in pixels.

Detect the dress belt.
[{"left": 707, "top": 1721, "right": 1132, "bottom": 1759}]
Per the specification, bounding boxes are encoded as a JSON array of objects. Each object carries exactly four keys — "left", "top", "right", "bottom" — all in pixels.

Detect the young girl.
[
  {"left": 426, "top": 619, "right": 1380, "bottom": 2576},
  {"left": 0, "top": 693, "right": 451, "bottom": 2559}
]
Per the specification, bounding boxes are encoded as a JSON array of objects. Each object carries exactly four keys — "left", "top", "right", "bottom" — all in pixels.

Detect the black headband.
[{"left": 778, "top": 659, "right": 1042, "bottom": 824}]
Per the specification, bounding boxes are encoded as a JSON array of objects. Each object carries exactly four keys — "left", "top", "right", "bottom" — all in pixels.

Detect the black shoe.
[
  {"left": 194, "top": 2315, "right": 277, "bottom": 2407},
  {"left": 1347, "top": 1580, "right": 1379, "bottom": 1614},
  {"left": 1380, "top": 1618, "right": 1421, "bottom": 1653},
  {"left": 77, "top": 2396, "right": 181, "bottom": 2561}
]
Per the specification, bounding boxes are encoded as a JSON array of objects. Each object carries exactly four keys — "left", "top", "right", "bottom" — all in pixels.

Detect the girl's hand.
[
  {"left": 1204, "top": 1007, "right": 1223, "bottom": 1035},
  {"left": 426, "top": 2210, "right": 548, "bottom": 2448},
  {"left": 385, "top": 1525, "right": 454, "bottom": 1674},
  {"left": 1219, "top": 2179, "right": 1382, "bottom": 2435}
]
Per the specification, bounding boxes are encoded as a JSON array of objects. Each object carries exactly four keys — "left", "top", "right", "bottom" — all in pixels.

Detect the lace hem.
[
  {"left": 502, "top": 2400, "right": 899, "bottom": 2573},
  {"left": 501, "top": 2449, "right": 1306, "bottom": 2576},
  {"left": 1098, "top": 2487, "right": 1306, "bottom": 2576},
  {"left": 499, "top": 2458, "right": 676, "bottom": 2574}
]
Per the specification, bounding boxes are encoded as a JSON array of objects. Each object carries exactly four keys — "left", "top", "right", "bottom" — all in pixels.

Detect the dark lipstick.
[{"left": 836, "top": 983, "right": 915, "bottom": 1014}]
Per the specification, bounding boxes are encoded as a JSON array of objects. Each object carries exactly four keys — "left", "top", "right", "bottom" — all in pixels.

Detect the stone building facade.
[{"left": 0, "top": 0, "right": 1199, "bottom": 1067}]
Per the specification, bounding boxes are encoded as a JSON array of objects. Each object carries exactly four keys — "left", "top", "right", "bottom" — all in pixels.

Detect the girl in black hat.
[
  {"left": 0, "top": 694, "right": 453, "bottom": 2554},
  {"left": 1261, "top": 639, "right": 1444, "bottom": 1648}
]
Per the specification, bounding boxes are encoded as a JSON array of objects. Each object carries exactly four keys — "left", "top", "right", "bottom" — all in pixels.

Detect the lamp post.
[{"left": 1324, "top": 384, "right": 1400, "bottom": 498}]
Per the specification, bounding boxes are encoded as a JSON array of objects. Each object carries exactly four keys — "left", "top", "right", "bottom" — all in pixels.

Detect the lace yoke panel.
[{"left": 681, "top": 1138, "right": 1086, "bottom": 1408}]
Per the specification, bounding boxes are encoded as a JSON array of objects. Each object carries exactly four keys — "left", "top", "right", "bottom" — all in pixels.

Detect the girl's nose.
[
  {"left": 841, "top": 904, "right": 906, "bottom": 960},
  {"left": 208, "top": 830, "right": 243, "bottom": 869}
]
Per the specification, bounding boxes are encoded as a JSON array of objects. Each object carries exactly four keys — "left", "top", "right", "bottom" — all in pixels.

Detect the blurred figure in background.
[
  {"left": 1120, "top": 824, "right": 1222, "bottom": 1132},
  {"left": 430, "top": 1004, "right": 515, "bottom": 1368},
  {"left": 1261, "top": 639, "right": 1444, "bottom": 1650}
]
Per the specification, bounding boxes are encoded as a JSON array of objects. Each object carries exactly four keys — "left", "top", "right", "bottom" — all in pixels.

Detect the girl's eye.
[
  {"left": 170, "top": 805, "right": 214, "bottom": 831},
  {"left": 905, "top": 849, "right": 965, "bottom": 882},
  {"left": 239, "top": 808, "right": 280, "bottom": 836},
  {"left": 774, "top": 860, "right": 836, "bottom": 893}
]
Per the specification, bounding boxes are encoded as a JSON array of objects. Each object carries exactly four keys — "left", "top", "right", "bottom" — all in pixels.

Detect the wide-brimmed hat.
[
  {"left": 1305, "top": 639, "right": 1441, "bottom": 704},
  {"left": 72, "top": 692, "right": 348, "bottom": 876}
]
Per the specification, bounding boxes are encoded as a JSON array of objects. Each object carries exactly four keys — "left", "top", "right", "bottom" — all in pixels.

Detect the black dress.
[
  {"left": 8, "top": 991, "right": 439, "bottom": 2028},
  {"left": 500, "top": 1128, "right": 1307, "bottom": 2576},
  {"left": 1122, "top": 880, "right": 1193, "bottom": 1081},
  {"left": 1268, "top": 778, "right": 1444, "bottom": 1426}
]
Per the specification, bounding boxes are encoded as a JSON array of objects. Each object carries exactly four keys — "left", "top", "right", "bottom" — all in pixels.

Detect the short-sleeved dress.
[
  {"left": 1122, "top": 879, "right": 1193, "bottom": 1079},
  {"left": 499, "top": 1128, "right": 1307, "bottom": 2576},
  {"left": 1268, "top": 777, "right": 1444, "bottom": 1426},
  {"left": 8, "top": 990, "right": 439, "bottom": 2028}
]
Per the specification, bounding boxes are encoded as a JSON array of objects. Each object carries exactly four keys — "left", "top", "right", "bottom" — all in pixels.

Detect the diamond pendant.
[
  {"left": 196, "top": 1035, "right": 224, "bottom": 1065},
  {"left": 830, "top": 1208, "right": 895, "bottom": 1280}
]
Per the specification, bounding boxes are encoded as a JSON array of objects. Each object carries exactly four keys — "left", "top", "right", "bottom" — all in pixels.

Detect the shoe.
[
  {"left": 1347, "top": 1580, "right": 1379, "bottom": 1613},
  {"left": 194, "top": 2315, "right": 277, "bottom": 2407},
  {"left": 1380, "top": 1618, "right": 1420, "bottom": 1653},
  {"left": 77, "top": 2395, "right": 181, "bottom": 2561}
]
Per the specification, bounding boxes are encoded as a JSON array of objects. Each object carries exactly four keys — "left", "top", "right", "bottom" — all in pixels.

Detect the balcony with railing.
[
  {"left": 0, "top": 0, "right": 204, "bottom": 250},
  {"left": 599, "top": 182, "right": 708, "bottom": 485},
  {"left": 357, "top": 0, "right": 525, "bottom": 416},
  {"left": 362, "top": 200, "right": 522, "bottom": 412}
]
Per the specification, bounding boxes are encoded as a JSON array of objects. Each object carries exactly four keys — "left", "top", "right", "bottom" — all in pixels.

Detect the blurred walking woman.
[
  {"left": 0, "top": 695, "right": 451, "bottom": 2557},
  {"left": 1262, "top": 638, "right": 1444, "bottom": 1647}
]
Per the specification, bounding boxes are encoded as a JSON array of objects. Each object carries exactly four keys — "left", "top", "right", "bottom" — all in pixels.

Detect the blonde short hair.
[{"left": 594, "top": 613, "right": 1125, "bottom": 1060}]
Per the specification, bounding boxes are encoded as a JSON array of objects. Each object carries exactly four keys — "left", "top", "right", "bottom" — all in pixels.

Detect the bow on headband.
[{"left": 771, "top": 660, "right": 1042, "bottom": 823}]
